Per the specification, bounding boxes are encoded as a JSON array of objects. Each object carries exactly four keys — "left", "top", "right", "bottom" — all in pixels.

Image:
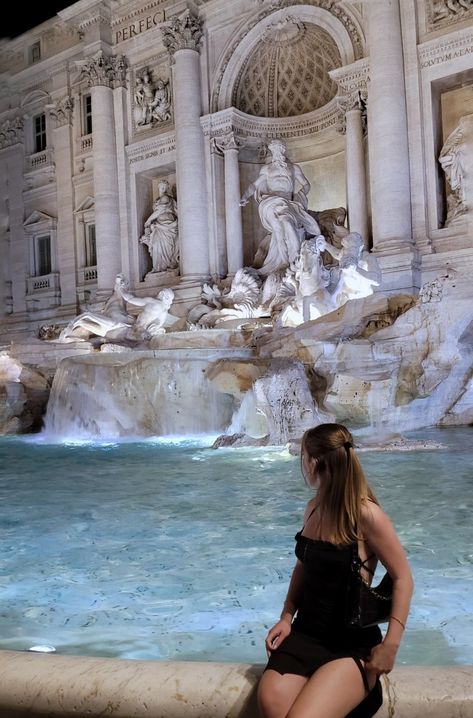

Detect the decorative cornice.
[
  {"left": 329, "top": 57, "right": 369, "bottom": 95},
  {"left": 203, "top": 101, "right": 341, "bottom": 141},
  {"left": 112, "top": 1, "right": 165, "bottom": 27},
  {"left": 0, "top": 116, "right": 24, "bottom": 149},
  {"left": 127, "top": 130, "right": 176, "bottom": 164},
  {"left": 78, "top": 51, "right": 128, "bottom": 88},
  {"left": 48, "top": 96, "right": 74, "bottom": 127},
  {"left": 418, "top": 28, "right": 473, "bottom": 70},
  {"left": 161, "top": 10, "right": 203, "bottom": 55}
]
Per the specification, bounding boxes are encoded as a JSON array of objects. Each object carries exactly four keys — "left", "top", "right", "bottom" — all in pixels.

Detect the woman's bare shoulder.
[
  {"left": 360, "top": 499, "right": 393, "bottom": 534},
  {"left": 302, "top": 496, "right": 317, "bottom": 522}
]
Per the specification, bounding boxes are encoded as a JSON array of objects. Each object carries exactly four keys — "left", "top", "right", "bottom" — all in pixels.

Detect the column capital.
[
  {"left": 0, "top": 116, "right": 24, "bottom": 148},
  {"left": 336, "top": 90, "right": 367, "bottom": 135},
  {"left": 212, "top": 130, "right": 245, "bottom": 154},
  {"left": 161, "top": 10, "right": 203, "bottom": 56},
  {"left": 48, "top": 96, "right": 74, "bottom": 128},
  {"left": 78, "top": 51, "right": 128, "bottom": 88}
]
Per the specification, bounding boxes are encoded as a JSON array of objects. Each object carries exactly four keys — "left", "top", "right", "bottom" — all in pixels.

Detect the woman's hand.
[
  {"left": 265, "top": 619, "right": 291, "bottom": 657},
  {"left": 365, "top": 640, "right": 398, "bottom": 675}
]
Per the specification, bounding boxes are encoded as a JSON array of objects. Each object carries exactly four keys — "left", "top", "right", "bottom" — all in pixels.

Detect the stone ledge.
[{"left": 0, "top": 651, "right": 472, "bottom": 717}]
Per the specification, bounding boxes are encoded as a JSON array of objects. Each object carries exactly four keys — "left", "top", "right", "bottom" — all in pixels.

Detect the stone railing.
[
  {"left": 81, "top": 135, "right": 93, "bottom": 151},
  {"left": 27, "top": 272, "right": 60, "bottom": 294},
  {"left": 0, "top": 652, "right": 471, "bottom": 718},
  {"left": 26, "top": 148, "right": 53, "bottom": 171},
  {"left": 78, "top": 265, "right": 98, "bottom": 283}
]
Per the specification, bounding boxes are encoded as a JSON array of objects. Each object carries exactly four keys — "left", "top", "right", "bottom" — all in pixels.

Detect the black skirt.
[{"left": 265, "top": 629, "right": 383, "bottom": 718}]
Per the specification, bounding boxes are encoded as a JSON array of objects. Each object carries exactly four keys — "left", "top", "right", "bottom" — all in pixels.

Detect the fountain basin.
[{"left": 0, "top": 651, "right": 471, "bottom": 718}]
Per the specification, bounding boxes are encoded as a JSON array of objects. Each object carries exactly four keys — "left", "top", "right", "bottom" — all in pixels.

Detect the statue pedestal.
[{"left": 142, "top": 268, "right": 179, "bottom": 289}]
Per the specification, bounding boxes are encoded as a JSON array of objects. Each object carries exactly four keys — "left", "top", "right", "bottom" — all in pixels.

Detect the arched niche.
[{"left": 212, "top": 4, "right": 362, "bottom": 114}]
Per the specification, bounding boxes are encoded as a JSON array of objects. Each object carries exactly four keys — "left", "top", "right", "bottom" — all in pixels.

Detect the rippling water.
[{"left": 0, "top": 427, "right": 472, "bottom": 665}]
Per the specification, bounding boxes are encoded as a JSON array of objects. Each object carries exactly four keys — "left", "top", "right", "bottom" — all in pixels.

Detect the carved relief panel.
[{"left": 132, "top": 65, "right": 172, "bottom": 132}]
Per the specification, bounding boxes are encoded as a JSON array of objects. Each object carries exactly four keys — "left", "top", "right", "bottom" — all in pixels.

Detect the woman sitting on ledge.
[{"left": 258, "top": 423, "right": 413, "bottom": 718}]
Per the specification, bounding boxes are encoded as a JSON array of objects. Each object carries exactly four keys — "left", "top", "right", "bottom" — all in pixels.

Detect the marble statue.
[
  {"left": 278, "top": 238, "right": 335, "bottom": 327},
  {"left": 134, "top": 70, "right": 171, "bottom": 127},
  {"left": 316, "top": 233, "right": 381, "bottom": 308},
  {"left": 140, "top": 180, "right": 179, "bottom": 273},
  {"left": 58, "top": 275, "right": 176, "bottom": 342},
  {"left": 115, "top": 284, "right": 175, "bottom": 337},
  {"left": 190, "top": 269, "right": 267, "bottom": 328},
  {"left": 439, "top": 123, "right": 467, "bottom": 226},
  {"left": 240, "top": 138, "right": 321, "bottom": 276},
  {"left": 58, "top": 274, "right": 134, "bottom": 342}
]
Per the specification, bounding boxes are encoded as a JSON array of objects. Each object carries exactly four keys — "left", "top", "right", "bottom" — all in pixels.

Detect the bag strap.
[{"left": 351, "top": 541, "right": 376, "bottom": 576}]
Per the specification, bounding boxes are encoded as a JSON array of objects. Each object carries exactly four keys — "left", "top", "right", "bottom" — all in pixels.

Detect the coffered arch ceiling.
[
  {"left": 233, "top": 19, "right": 342, "bottom": 118},
  {"left": 211, "top": 4, "right": 364, "bottom": 115}
]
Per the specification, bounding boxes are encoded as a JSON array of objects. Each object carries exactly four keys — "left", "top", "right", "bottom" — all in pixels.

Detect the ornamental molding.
[
  {"left": 329, "top": 57, "right": 369, "bottom": 95},
  {"left": 211, "top": 130, "right": 246, "bottom": 154},
  {"left": 112, "top": 1, "right": 166, "bottom": 27},
  {"left": 127, "top": 130, "right": 176, "bottom": 165},
  {"left": 77, "top": 51, "right": 128, "bottom": 88},
  {"left": 0, "top": 116, "right": 24, "bottom": 149},
  {"left": 211, "top": 1, "right": 364, "bottom": 113},
  {"left": 425, "top": 0, "right": 473, "bottom": 33},
  {"left": 418, "top": 28, "right": 473, "bottom": 69},
  {"left": 48, "top": 96, "right": 74, "bottom": 127},
  {"left": 161, "top": 10, "right": 203, "bottom": 55},
  {"left": 202, "top": 101, "right": 341, "bottom": 142}
]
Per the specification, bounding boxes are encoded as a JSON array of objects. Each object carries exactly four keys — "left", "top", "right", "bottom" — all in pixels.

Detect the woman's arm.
[
  {"left": 265, "top": 500, "right": 316, "bottom": 655},
  {"left": 265, "top": 559, "right": 304, "bottom": 656},
  {"left": 361, "top": 502, "right": 414, "bottom": 673}
]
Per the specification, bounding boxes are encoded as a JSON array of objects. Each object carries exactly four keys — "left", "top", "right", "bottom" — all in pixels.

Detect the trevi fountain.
[{"left": 0, "top": 1, "right": 473, "bottom": 714}]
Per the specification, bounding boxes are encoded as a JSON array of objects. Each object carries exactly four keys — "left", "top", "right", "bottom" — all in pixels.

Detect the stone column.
[
  {"left": 213, "top": 132, "right": 244, "bottom": 276},
  {"left": 366, "top": 0, "right": 412, "bottom": 249},
  {"left": 162, "top": 10, "right": 209, "bottom": 280},
  {"left": 339, "top": 92, "right": 369, "bottom": 247},
  {"left": 0, "top": 118, "right": 25, "bottom": 315},
  {"left": 49, "top": 96, "right": 76, "bottom": 307},
  {"left": 80, "top": 52, "right": 127, "bottom": 294}
]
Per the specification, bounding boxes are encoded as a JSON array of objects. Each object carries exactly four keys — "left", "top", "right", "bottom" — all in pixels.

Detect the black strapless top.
[{"left": 293, "top": 529, "right": 356, "bottom": 640}]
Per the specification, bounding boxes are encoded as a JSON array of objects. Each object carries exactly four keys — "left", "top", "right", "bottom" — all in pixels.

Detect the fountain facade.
[{"left": 0, "top": 1, "right": 473, "bottom": 440}]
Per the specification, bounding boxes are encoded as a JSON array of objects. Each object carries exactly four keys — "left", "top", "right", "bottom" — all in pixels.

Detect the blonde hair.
[{"left": 301, "top": 423, "right": 378, "bottom": 545}]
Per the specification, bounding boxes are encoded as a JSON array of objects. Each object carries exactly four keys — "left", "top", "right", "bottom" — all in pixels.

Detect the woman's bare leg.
[
  {"left": 286, "top": 658, "right": 376, "bottom": 718},
  {"left": 258, "top": 669, "right": 308, "bottom": 718}
]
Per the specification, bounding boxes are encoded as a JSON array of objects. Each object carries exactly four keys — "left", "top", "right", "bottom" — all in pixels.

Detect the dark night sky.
[{"left": 3, "top": 3, "right": 77, "bottom": 39}]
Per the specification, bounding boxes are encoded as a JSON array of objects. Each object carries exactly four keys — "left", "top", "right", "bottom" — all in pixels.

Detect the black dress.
[{"left": 265, "top": 526, "right": 383, "bottom": 718}]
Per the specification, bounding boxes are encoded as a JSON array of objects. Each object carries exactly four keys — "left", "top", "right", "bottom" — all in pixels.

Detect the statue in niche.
[
  {"left": 134, "top": 69, "right": 171, "bottom": 127},
  {"left": 140, "top": 180, "right": 179, "bottom": 273},
  {"left": 438, "top": 123, "right": 467, "bottom": 226},
  {"left": 58, "top": 274, "right": 177, "bottom": 342},
  {"left": 239, "top": 138, "right": 321, "bottom": 276}
]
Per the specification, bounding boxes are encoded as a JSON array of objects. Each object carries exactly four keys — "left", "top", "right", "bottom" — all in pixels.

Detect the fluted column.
[
  {"left": 162, "top": 11, "right": 209, "bottom": 280},
  {"left": 366, "top": 0, "right": 412, "bottom": 249},
  {"left": 213, "top": 132, "right": 244, "bottom": 276},
  {"left": 49, "top": 96, "right": 76, "bottom": 306},
  {"left": 80, "top": 52, "right": 127, "bottom": 294}
]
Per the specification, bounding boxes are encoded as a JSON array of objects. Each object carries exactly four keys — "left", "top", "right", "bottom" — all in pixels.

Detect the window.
[
  {"left": 85, "top": 224, "right": 96, "bottom": 267},
  {"left": 35, "top": 235, "right": 51, "bottom": 276},
  {"left": 29, "top": 41, "right": 41, "bottom": 64},
  {"left": 34, "top": 113, "right": 46, "bottom": 153},
  {"left": 83, "top": 94, "right": 92, "bottom": 135}
]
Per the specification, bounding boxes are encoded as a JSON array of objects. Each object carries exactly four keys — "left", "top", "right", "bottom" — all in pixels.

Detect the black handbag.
[{"left": 345, "top": 543, "right": 393, "bottom": 628}]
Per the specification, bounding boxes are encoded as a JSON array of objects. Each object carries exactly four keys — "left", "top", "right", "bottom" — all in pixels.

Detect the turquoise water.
[{"left": 0, "top": 427, "right": 472, "bottom": 665}]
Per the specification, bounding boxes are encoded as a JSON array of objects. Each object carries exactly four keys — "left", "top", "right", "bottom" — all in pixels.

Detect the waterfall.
[{"left": 43, "top": 352, "right": 236, "bottom": 440}]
